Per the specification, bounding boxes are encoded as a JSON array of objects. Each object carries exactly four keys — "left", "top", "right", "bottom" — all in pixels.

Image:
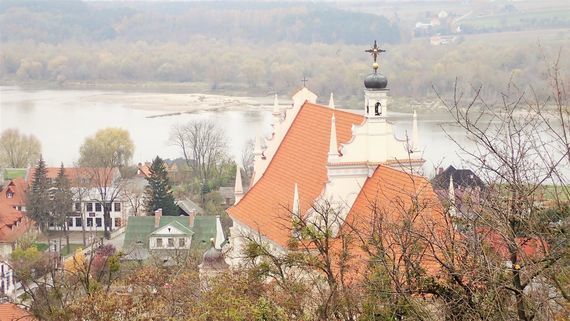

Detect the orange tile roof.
[
  {"left": 228, "top": 101, "right": 447, "bottom": 281},
  {"left": 0, "top": 203, "right": 32, "bottom": 243},
  {"left": 0, "top": 303, "right": 36, "bottom": 321},
  {"left": 137, "top": 163, "right": 151, "bottom": 178},
  {"left": 228, "top": 102, "right": 364, "bottom": 246},
  {"left": 478, "top": 228, "right": 547, "bottom": 260},
  {"left": 339, "top": 165, "right": 446, "bottom": 279},
  {"left": 0, "top": 178, "right": 26, "bottom": 208},
  {"left": 27, "top": 167, "right": 119, "bottom": 188}
]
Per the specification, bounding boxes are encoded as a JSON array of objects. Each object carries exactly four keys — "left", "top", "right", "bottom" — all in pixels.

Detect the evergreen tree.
[
  {"left": 26, "top": 155, "right": 51, "bottom": 232},
  {"left": 52, "top": 163, "right": 73, "bottom": 248},
  {"left": 143, "top": 156, "right": 177, "bottom": 216}
]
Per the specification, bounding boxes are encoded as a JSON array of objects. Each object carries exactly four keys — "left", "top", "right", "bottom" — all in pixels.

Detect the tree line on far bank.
[{"left": 1, "top": 38, "right": 563, "bottom": 102}]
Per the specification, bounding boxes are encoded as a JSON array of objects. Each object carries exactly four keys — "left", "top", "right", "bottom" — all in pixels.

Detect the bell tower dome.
[{"left": 363, "top": 41, "right": 389, "bottom": 118}]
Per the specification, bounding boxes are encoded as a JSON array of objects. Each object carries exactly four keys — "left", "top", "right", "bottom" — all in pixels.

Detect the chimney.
[
  {"left": 188, "top": 209, "right": 196, "bottom": 227},
  {"left": 438, "top": 167, "right": 444, "bottom": 175},
  {"left": 154, "top": 208, "right": 162, "bottom": 228}
]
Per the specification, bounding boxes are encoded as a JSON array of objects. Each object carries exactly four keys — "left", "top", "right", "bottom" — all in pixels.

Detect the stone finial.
[
  {"left": 254, "top": 134, "right": 263, "bottom": 157},
  {"left": 292, "top": 183, "right": 300, "bottom": 217},
  {"left": 214, "top": 215, "right": 225, "bottom": 249},
  {"left": 328, "top": 92, "right": 335, "bottom": 109},
  {"left": 234, "top": 166, "right": 244, "bottom": 204},
  {"left": 412, "top": 110, "right": 420, "bottom": 152},
  {"left": 328, "top": 113, "right": 339, "bottom": 161},
  {"left": 448, "top": 175, "right": 457, "bottom": 216}
]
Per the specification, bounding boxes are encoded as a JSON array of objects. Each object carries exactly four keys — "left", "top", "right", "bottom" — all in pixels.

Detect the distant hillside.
[{"left": 0, "top": 1, "right": 400, "bottom": 45}]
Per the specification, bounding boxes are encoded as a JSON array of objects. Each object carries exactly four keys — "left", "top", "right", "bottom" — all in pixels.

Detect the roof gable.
[
  {"left": 227, "top": 102, "right": 364, "bottom": 246},
  {"left": 432, "top": 165, "right": 485, "bottom": 190},
  {"left": 151, "top": 221, "right": 193, "bottom": 236},
  {"left": 0, "top": 178, "right": 26, "bottom": 207}
]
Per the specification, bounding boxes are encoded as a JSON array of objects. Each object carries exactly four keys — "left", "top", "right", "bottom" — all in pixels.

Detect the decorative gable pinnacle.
[
  {"left": 254, "top": 134, "right": 263, "bottom": 157},
  {"left": 234, "top": 165, "right": 244, "bottom": 205},
  {"left": 412, "top": 110, "right": 420, "bottom": 152},
  {"left": 328, "top": 113, "right": 339, "bottom": 162},
  {"left": 328, "top": 92, "right": 335, "bottom": 109},
  {"left": 448, "top": 175, "right": 457, "bottom": 216},
  {"left": 292, "top": 183, "right": 300, "bottom": 217}
]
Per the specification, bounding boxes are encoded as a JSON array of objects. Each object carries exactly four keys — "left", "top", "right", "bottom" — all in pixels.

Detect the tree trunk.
[
  {"left": 64, "top": 222, "right": 70, "bottom": 252},
  {"left": 81, "top": 212, "right": 87, "bottom": 247},
  {"left": 103, "top": 209, "right": 111, "bottom": 239}
]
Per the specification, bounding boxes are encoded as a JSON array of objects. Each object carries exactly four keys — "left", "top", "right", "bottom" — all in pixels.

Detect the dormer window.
[{"left": 6, "top": 192, "right": 13, "bottom": 199}]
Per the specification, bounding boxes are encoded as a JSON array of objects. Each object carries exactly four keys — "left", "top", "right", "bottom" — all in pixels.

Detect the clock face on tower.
[{"left": 374, "top": 101, "right": 382, "bottom": 116}]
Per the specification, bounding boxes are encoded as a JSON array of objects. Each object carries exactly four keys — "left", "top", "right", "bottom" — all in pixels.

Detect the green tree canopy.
[
  {"left": 26, "top": 156, "right": 51, "bottom": 232},
  {"left": 0, "top": 128, "right": 41, "bottom": 168},
  {"left": 143, "top": 156, "right": 177, "bottom": 216},
  {"left": 79, "top": 128, "right": 134, "bottom": 168},
  {"left": 52, "top": 163, "right": 74, "bottom": 248}
]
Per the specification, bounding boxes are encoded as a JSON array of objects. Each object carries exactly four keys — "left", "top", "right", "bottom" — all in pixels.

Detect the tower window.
[{"left": 375, "top": 101, "right": 382, "bottom": 116}]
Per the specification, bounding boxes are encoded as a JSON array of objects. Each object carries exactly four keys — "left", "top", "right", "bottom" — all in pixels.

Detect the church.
[{"left": 225, "top": 42, "right": 444, "bottom": 276}]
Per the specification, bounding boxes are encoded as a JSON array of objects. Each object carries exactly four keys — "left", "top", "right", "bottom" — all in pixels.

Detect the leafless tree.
[
  {"left": 170, "top": 120, "right": 228, "bottom": 183},
  {"left": 241, "top": 138, "right": 255, "bottom": 183},
  {"left": 432, "top": 73, "right": 569, "bottom": 321},
  {"left": 121, "top": 179, "right": 145, "bottom": 217}
]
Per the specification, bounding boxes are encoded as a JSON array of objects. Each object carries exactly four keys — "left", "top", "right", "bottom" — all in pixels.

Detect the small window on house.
[
  {"left": 95, "top": 203, "right": 102, "bottom": 212},
  {"left": 6, "top": 192, "right": 13, "bottom": 199},
  {"left": 114, "top": 218, "right": 121, "bottom": 227},
  {"left": 67, "top": 218, "right": 73, "bottom": 227},
  {"left": 105, "top": 203, "right": 112, "bottom": 212},
  {"left": 168, "top": 238, "right": 174, "bottom": 247},
  {"left": 156, "top": 238, "right": 163, "bottom": 248},
  {"left": 95, "top": 218, "right": 102, "bottom": 227},
  {"left": 114, "top": 202, "right": 121, "bottom": 212},
  {"left": 179, "top": 238, "right": 186, "bottom": 247},
  {"left": 75, "top": 218, "right": 82, "bottom": 227},
  {"left": 87, "top": 218, "right": 93, "bottom": 227},
  {"left": 74, "top": 202, "right": 81, "bottom": 212},
  {"left": 86, "top": 203, "right": 93, "bottom": 212}
]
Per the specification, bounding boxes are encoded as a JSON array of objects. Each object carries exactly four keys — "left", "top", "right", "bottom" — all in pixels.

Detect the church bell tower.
[{"left": 363, "top": 41, "right": 389, "bottom": 118}]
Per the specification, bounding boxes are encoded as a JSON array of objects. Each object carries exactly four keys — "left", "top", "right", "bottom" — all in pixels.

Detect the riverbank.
[{"left": 1, "top": 81, "right": 454, "bottom": 116}]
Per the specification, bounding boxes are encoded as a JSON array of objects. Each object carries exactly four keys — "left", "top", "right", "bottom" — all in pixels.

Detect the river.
[{"left": 0, "top": 86, "right": 473, "bottom": 176}]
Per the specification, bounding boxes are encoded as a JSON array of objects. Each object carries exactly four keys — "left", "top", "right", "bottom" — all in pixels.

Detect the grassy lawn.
[
  {"left": 60, "top": 244, "right": 83, "bottom": 257},
  {"left": 33, "top": 243, "right": 49, "bottom": 252},
  {"left": 32, "top": 242, "right": 83, "bottom": 256}
]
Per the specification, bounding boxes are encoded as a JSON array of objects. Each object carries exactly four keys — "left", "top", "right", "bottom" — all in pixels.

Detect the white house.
[{"left": 35, "top": 167, "right": 131, "bottom": 232}]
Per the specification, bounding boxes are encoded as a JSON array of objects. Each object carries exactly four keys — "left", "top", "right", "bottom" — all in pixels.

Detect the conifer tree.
[
  {"left": 143, "top": 156, "right": 177, "bottom": 216},
  {"left": 52, "top": 163, "right": 73, "bottom": 249},
  {"left": 26, "top": 155, "right": 51, "bottom": 232}
]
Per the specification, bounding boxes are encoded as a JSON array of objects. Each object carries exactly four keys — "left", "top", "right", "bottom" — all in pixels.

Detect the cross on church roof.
[
  {"left": 301, "top": 76, "right": 308, "bottom": 87},
  {"left": 365, "top": 40, "right": 386, "bottom": 63}
]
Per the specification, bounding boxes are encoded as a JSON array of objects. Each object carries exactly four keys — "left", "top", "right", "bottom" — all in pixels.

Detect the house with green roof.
[
  {"left": 2, "top": 168, "right": 28, "bottom": 181},
  {"left": 122, "top": 209, "right": 217, "bottom": 262}
]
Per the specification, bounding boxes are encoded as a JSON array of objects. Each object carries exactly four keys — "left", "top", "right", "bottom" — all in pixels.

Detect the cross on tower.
[
  {"left": 301, "top": 76, "right": 308, "bottom": 87},
  {"left": 365, "top": 40, "right": 386, "bottom": 63}
]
